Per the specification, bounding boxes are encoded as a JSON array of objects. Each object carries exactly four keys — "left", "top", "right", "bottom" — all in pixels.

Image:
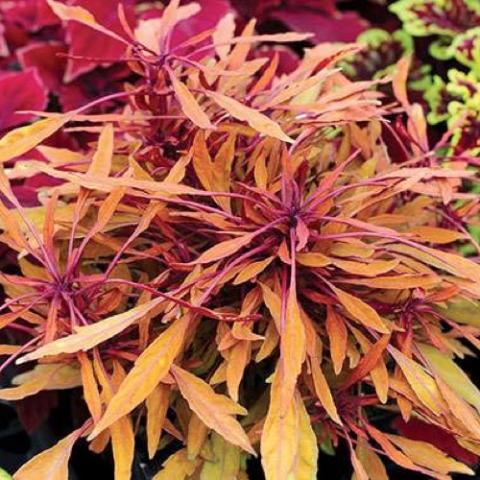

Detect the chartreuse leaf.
[
  {"left": 0, "top": 469, "right": 12, "bottom": 480},
  {"left": 200, "top": 433, "right": 241, "bottom": 480},
  {"left": 436, "top": 300, "right": 480, "bottom": 328},
  {"left": 419, "top": 344, "right": 480, "bottom": 412}
]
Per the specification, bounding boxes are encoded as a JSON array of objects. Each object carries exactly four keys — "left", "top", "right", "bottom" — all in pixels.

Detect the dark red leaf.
[
  {"left": 0, "top": 69, "right": 48, "bottom": 131},
  {"left": 393, "top": 417, "right": 478, "bottom": 467},
  {"left": 272, "top": 9, "right": 367, "bottom": 43},
  {"left": 18, "top": 41, "right": 67, "bottom": 92},
  {"left": 63, "top": 0, "right": 135, "bottom": 82}
]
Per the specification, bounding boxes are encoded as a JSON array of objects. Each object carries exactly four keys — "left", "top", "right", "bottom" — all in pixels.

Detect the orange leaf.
[
  {"left": 18, "top": 297, "right": 163, "bottom": 363},
  {"left": 387, "top": 434, "right": 474, "bottom": 476},
  {"left": 171, "top": 364, "right": 255, "bottom": 455},
  {"left": 296, "top": 252, "right": 331, "bottom": 267},
  {"left": 261, "top": 371, "right": 318, "bottom": 480},
  {"left": 87, "top": 123, "right": 114, "bottom": 177},
  {"left": 0, "top": 364, "right": 81, "bottom": 400},
  {"left": 169, "top": 72, "right": 213, "bottom": 129},
  {"left": 186, "top": 412, "right": 209, "bottom": 460},
  {"left": 309, "top": 357, "right": 341, "bottom": 424},
  {"left": 78, "top": 352, "right": 102, "bottom": 422},
  {"left": 331, "top": 286, "right": 389, "bottom": 333},
  {"left": 90, "top": 315, "right": 189, "bottom": 438},
  {"left": 326, "top": 306, "right": 347, "bottom": 375},
  {"left": 109, "top": 361, "right": 135, "bottom": 480},
  {"left": 411, "top": 226, "right": 465, "bottom": 244},
  {"left": 332, "top": 258, "right": 400, "bottom": 277},
  {"left": 279, "top": 287, "right": 306, "bottom": 414},
  {"left": 206, "top": 90, "right": 293, "bottom": 143},
  {"left": 233, "top": 257, "right": 273, "bottom": 285},
  {"left": 389, "top": 347, "right": 445, "bottom": 415},
  {"left": 146, "top": 383, "right": 171, "bottom": 459},
  {"left": 191, "top": 232, "right": 256, "bottom": 264},
  {"left": 226, "top": 340, "right": 250, "bottom": 402},
  {"left": 342, "top": 334, "right": 390, "bottom": 391},
  {"left": 13, "top": 427, "right": 83, "bottom": 480},
  {"left": 0, "top": 115, "right": 75, "bottom": 164}
]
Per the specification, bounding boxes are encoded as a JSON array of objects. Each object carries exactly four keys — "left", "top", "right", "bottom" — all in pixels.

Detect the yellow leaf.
[
  {"left": 0, "top": 116, "right": 74, "bottom": 164},
  {"left": 187, "top": 412, "right": 209, "bottom": 460},
  {"left": 387, "top": 435, "right": 474, "bottom": 476},
  {"left": 354, "top": 438, "right": 388, "bottom": 480},
  {"left": 289, "top": 391, "right": 318, "bottom": 480},
  {"left": 18, "top": 297, "right": 163, "bottom": 363},
  {"left": 261, "top": 372, "right": 298, "bottom": 480},
  {"left": 171, "top": 364, "right": 255, "bottom": 455},
  {"left": 233, "top": 257, "right": 273, "bottom": 284},
  {"left": 261, "top": 373, "right": 318, "bottom": 480},
  {"left": 13, "top": 427, "right": 83, "bottom": 480},
  {"left": 332, "top": 258, "right": 399, "bottom": 277},
  {"left": 169, "top": 72, "right": 213, "bottom": 129},
  {"left": 206, "top": 90, "right": 293, "bottom": 143},
  {"left": 200, "top": 433, "right": 241, "bottom": 480},
  {"left": 436, "top": 300, "right": 480, "bottom": 328},
  {"left": 419, "top": 344, "right": 480, "bottom": 413},
  {"left": 309, "top": 358, "right": 341, "bottom": 425},
  {"left": 280, "top": 287, "right": 306, "bottom": 415},
  {"left": 331, "top": 286, "right": 389, "bottom": 333},
  {"left": 90, "top": 316, "right": 189, "bottom": 438},
  {"left": 226, "top": 340, "right": 250, "bottom": 402},
  {"left": 109, "top": 362, "right": 135, "bottom": 480},
  {"left": 389, "top": 347, "right": 444, "bottom": 415},
  {"left": 193, "top": 232, "right": 255, "bottom": 264},
  {"left": 153, "top": 449, "right": 197, "bottom": 480},
  {"left": 78, "top": 352, "right": 102, "bottom": 422},
  {"left": 146, "top": 383, "right": 171, "bottom": 459},
  {"left": 87, "top": 123, "right": 114, "bottom": 177},
  {"left": 296, "top": 252, "right": 331, "bottom": 267},
  {"left": 0, "top": 364, "right": 81, "bottom": 400}
]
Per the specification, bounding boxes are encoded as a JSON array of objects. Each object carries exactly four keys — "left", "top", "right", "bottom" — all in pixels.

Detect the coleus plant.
[
  {"left": 389, "top": 0, "right": 480, "bottom": 156},
  {"left": 0, "top": 1, "right": 479, "bottom": 480}
]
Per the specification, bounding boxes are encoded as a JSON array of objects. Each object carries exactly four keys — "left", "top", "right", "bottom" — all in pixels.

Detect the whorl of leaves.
[{"left": 0, "top": 2, "right": 479, "bottom": 480}]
